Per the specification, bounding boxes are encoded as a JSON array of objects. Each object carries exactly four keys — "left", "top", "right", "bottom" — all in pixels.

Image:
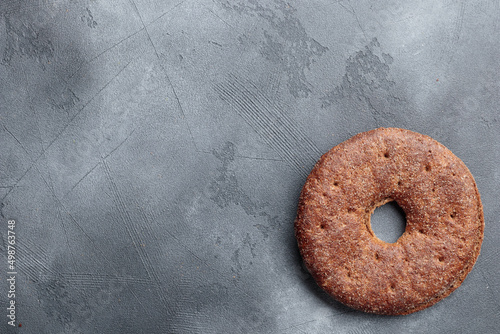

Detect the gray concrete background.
[{"left": 0, "top": 0, "right": 499, "bottom": 333}]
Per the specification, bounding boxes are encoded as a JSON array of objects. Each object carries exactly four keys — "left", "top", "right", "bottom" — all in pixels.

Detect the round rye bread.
[{"left": 294, "top": 128, "right": 484, "bottom": 315}]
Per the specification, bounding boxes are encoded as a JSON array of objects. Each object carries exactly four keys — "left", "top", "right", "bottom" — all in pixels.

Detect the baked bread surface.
[{"left": 295, "top": 127, "right": 484, "bottom": 315}]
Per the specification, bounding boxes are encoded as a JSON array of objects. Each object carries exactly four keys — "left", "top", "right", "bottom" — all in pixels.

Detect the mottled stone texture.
[{"left": 0, "top": 0, "right": 499, "bottom": 333}]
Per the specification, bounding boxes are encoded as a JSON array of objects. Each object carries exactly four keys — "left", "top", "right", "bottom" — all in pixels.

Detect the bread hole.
[
  {"left": 322, "top": 192, "right": 328, "bottom": 198},
  {"left": 347, "top": 207, "right": 356, "bottom": 213},
  {"left": 397, "top": 180, "right": 402, "bottom": 186},
  {"left": 425, "top": 165, "right": 431, "bottom": 172},
  {"left": 319, "top": 224, "right": 326, "bottom": 230},
  {"left": 384, "top": 152, "right": 390, "bottom": 158},
  {"left": 418, "top": 229, "right": 424, "bottom": 234},
  {"left": 375, "top": 253, "right": 380, "bottom": 260},
  {"left": 370, "top": 201, "right": 406, "bottom": 243},
  {"left": 390, "top": 283, "right": 395, "bottom": 290},
  {"left": 432, "top": 188, "right": 436, "bottom": 192},
  {"left": 450, "top": 211, "right": 456, "bottom": 219},
  {"left": 333, "top": 181, "right": 339, "bottom": 187},
  {"left": 438, "top": 256, "right": 445, "bottom": 263},
  {"left": 428, "top": 150, "right": 432, "bottom": 154}
]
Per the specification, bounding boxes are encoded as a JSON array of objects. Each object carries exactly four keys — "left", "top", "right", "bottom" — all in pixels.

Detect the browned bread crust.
[{"left": 295, "top": 128, "right": 484, "bottom": 315}]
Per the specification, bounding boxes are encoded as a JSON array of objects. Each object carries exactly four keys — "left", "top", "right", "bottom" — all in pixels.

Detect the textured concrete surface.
[{"left": 0, "top": 0, "right": 499, "bottom": 333}]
